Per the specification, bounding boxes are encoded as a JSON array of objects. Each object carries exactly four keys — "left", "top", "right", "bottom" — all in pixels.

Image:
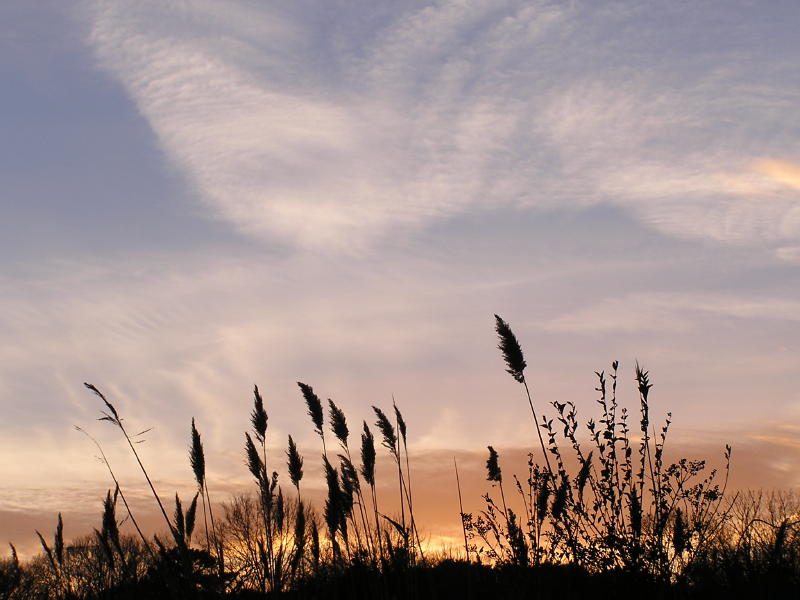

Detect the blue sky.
[{"left": 2, "top": 0, "right": 799, "bottom": 549}]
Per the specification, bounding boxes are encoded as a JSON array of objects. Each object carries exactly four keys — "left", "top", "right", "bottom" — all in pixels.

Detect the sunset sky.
[{"left": 2, "top": 1, "right": 799, "bottom": 554}]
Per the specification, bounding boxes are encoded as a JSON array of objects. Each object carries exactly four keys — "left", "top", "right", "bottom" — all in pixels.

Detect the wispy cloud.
[
  {"left": 86, "top": 0, "right": 800, "bottom": 252},
  {"left": 545, "top": 292, "right": 800, "bottom": 334}
]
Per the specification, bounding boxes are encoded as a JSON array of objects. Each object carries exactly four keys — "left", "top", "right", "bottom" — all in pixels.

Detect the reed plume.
[
  {"left": 286, "top": 435, "right": 304, "bottom": 496},
  {"left": 494, "top": 314, "right": 527, "bottom": 382},
  {"left": 329, "top": 399, "right": 349, "bottom": 449},
  {"left": 360, "top": 421, "right": 382, "bottom": 557},
  {"left": 190, "top": 418, "right": 206, "bottom": 490},
  {"left": 251, "top": 384, "right": 268, "bottom": 443},
  {"left": 189, "top": 418, "right": 212, "bottom": 553},
  {"left": 492, "top": 316, "right": 555, "bottom": 486},
  {"left": 372, "top": 407, "right": 397, "bottom": 458},
  {"left": 298, "top": 382, "right": 325, "bottom": 454},
  {"left": 486, "top": 446, "right": 502, "bottom": 483}
]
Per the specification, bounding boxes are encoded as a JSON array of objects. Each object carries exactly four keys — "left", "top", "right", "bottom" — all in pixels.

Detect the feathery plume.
[
  {"left": 35, "top": 530, "right": 56, "bottom": 574},
  {"left": 373, "top": 406, "right": 397, "bottom": 457},
  {"left": 486, "top": 446, "right": 502, "bottom": 483},
  {"left": 494, "top": 315, "right": 527, "bottom": 383},
  {"left": 393, "top": 401, "right": 407, "bottom": 445},
  {"left": 9, "top": 543, "right": 19, "bottom": 580},
  {"left": 251, "top": 385, "right": 268, "bottom": 443},
  {"left": 84, "top": 382, "right": 119, "bottom": 422},
  {"left": 190, "top": 418, "right": 206, "bottom": 490},
  {"left": 323, "top": 456, "right": 342, "bottom": 541},
  {"left": 101, "top": 490, "right": 120, "bottom": 551},
  {"left": 298, "top": 382, "right": 324, "bottom": 437},
  {"left": 54, "top": 513, "right": 64, "bottom": 567},
  {"left": 360, "top": 421, "right": 376, "bottom": 486},
  {"left": 245, "top": 432, "right": 264, "bottom": 482},
  {"left": 328, "top": 399, "right": 349, "bottom": 448},
  {"left": 173, "top": 494, "right": 185, "bottom": 543},
  {"left": 186, "top": 492, "right": 199, "bottom": 542},
  {"left": 286, "top": 435, "right": 304, "bottom": 490}
]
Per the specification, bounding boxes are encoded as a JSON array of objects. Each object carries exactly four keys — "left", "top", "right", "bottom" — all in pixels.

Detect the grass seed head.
[
  {"left": 190, "top": 417, "right": 206, "bottom": 489},
  {"left": 373, "top": 406, "right": 398, "bottom": 457},
  {"left": 287, "top": 435, "right": 304, "bottom": 489},
  {"left": 393, "top": 401, "right": 407, "bottom": 445},
  {"left": 84, "top": 382, "right": 120, "bottom": 422},
  {"left": 185, "top": 492, "right": 199, "bottom": 542},
  {"left": 54, "top": 513, "right": 64, "bottom": 567},
  {"left": 328, "top": 399, "right": 349, "bottom": 448},
  {"left": 486, "top": 446, "right": 502, "bottom": 483},
  {"left": 101, "top": 490, "right": 120, "bottom": 550},
  {"left": 298, "top": 382, "right": 324, "bottom": 437},
  {"left": 494, "top": 315, "right": 527, "bottom": 383},
  {"left": 251, "top": 385, "right": 268, "bottom": 443},
  {"left": 245, "top": 432, "right": 264, "bottom": 483},
  {"left": 173, "top": 493, "right": 185, "bottom": 544},
  {"left": 360, "top": 421, "right": 376, "bottom": 486}
]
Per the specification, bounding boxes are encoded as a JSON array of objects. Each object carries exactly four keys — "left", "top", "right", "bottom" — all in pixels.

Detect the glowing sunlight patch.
[{"left": 753, "top": 159, "right": 800, "bottom": 191}]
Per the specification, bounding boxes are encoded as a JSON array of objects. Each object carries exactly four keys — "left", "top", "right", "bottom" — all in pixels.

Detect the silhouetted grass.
[{"left": 1, "top": 315, "right": 798, "bottom": 599}]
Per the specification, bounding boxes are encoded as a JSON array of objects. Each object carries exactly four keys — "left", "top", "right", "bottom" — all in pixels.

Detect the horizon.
[{"left": 2, "top": 0, "right": 799, "bottom": 559}]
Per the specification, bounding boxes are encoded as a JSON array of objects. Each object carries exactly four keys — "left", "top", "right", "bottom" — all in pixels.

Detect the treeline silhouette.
[{"left": 1, "top": 316, "right": 798, "bottom": 599}]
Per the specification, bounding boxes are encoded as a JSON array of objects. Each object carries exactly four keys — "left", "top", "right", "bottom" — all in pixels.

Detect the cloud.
[
  {"left": 7, "top": 430, "right": 800, "bottom": 558},
  {"left": 545, "top": 292, "right": 800, "bottom": 334},
  {"left": 754, "top": 159, "right": 800, "bottom": 191},
  {"left": 776, "top": 246, "right": 800, "bottom": 263},
  {"left": 85, "top": 1, "right": 800, "bottom": 251}
]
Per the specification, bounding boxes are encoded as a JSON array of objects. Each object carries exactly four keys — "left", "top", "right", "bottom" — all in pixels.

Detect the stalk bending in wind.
[
  {"left": 329, "top": 398, "right": 373, "bottom": 558},
  {"left": 493, "top": 315, "right": 556, "bottom": 485},
  {"left": 190, "top": 417, "right": 222, "bottom": 572},
  {"left": 74, "top": 425, "right": 153, "bottom": 557},
  {"left": 84, "top": 383, "right": 176, "bottom": 538},
  {"left": 298, "top": 382, "right": 326, "bottom": 457}
]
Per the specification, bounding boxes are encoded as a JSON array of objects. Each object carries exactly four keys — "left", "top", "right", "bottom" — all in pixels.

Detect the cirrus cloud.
[{"left": 86, "top": 0, "right": 800, "bottom": 252}]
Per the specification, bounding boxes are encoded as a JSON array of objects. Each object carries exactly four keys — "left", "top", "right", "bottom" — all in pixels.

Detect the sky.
[{"left": 1, "top": 0, "right": 799, "bottom": 554}]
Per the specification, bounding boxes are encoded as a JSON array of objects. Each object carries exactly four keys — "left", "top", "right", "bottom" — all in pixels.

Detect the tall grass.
[
  {"left": 467, "top": 316, "right": 734, "bottom": 583},
  {"left": 1, "top": 315, "right": 798, "bottom": 599}
]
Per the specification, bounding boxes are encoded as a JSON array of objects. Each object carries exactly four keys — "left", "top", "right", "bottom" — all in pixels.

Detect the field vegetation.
[{"left": 1, "top": 316, "right": 798, "bottom": 598}]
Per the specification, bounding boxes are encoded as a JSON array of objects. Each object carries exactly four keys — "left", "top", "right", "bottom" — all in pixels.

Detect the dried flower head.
[
  {"left": 251, "top": 385, "right": 268, "bottom": 443},
  {"left": 486, "top": 446, "right": 502, "bottom": 483},
  {"left": 298, "top": 382, "right": 324, "bottom": 438},
  {"left": 393, "top": 401, "right": 407, "bottom": 446},
  {"left": 245, "top": 432, "right": 264, "bottom": 483},
  {"left": 494, "top": 315, "right": 527, "bottom": 383},
  {"left": 189, "top": 418, "right": 206, "bottom": 490},
  {"left": 286, "top": 435, "right": 304, "bottom": 489},
  {"left": 373, "top": 406, "right": 398, "bottom": 457},
  {"left": 328, "top": 399, "right": 349, "bottom": 448},
  {"left": 360, "top": 421, "right": 376, "bottom": 486}
]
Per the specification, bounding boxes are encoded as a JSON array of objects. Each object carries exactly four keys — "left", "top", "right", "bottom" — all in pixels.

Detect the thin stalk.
[
  {"left": 401, "top": 434, "right": 424, "bottom": 560},
  {"left": 86, "top": 384, "right": 175, "bottom": 537},
  {"left": 454, "top": 457, "right": 469, "bottom": 561},
  {"left": 204, "top": 481, "right": 223, "bottom": 577},
  {"left": 522, "top": 379, "right": 556, "bottom": 487},
  {"left": 74, "top": 426, "right": 153, "bottom": 558}
]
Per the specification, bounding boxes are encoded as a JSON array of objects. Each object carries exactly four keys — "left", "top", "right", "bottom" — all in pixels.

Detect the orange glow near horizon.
[{"left": 753, "top": 158, "right": 800, "bottom": 191}]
